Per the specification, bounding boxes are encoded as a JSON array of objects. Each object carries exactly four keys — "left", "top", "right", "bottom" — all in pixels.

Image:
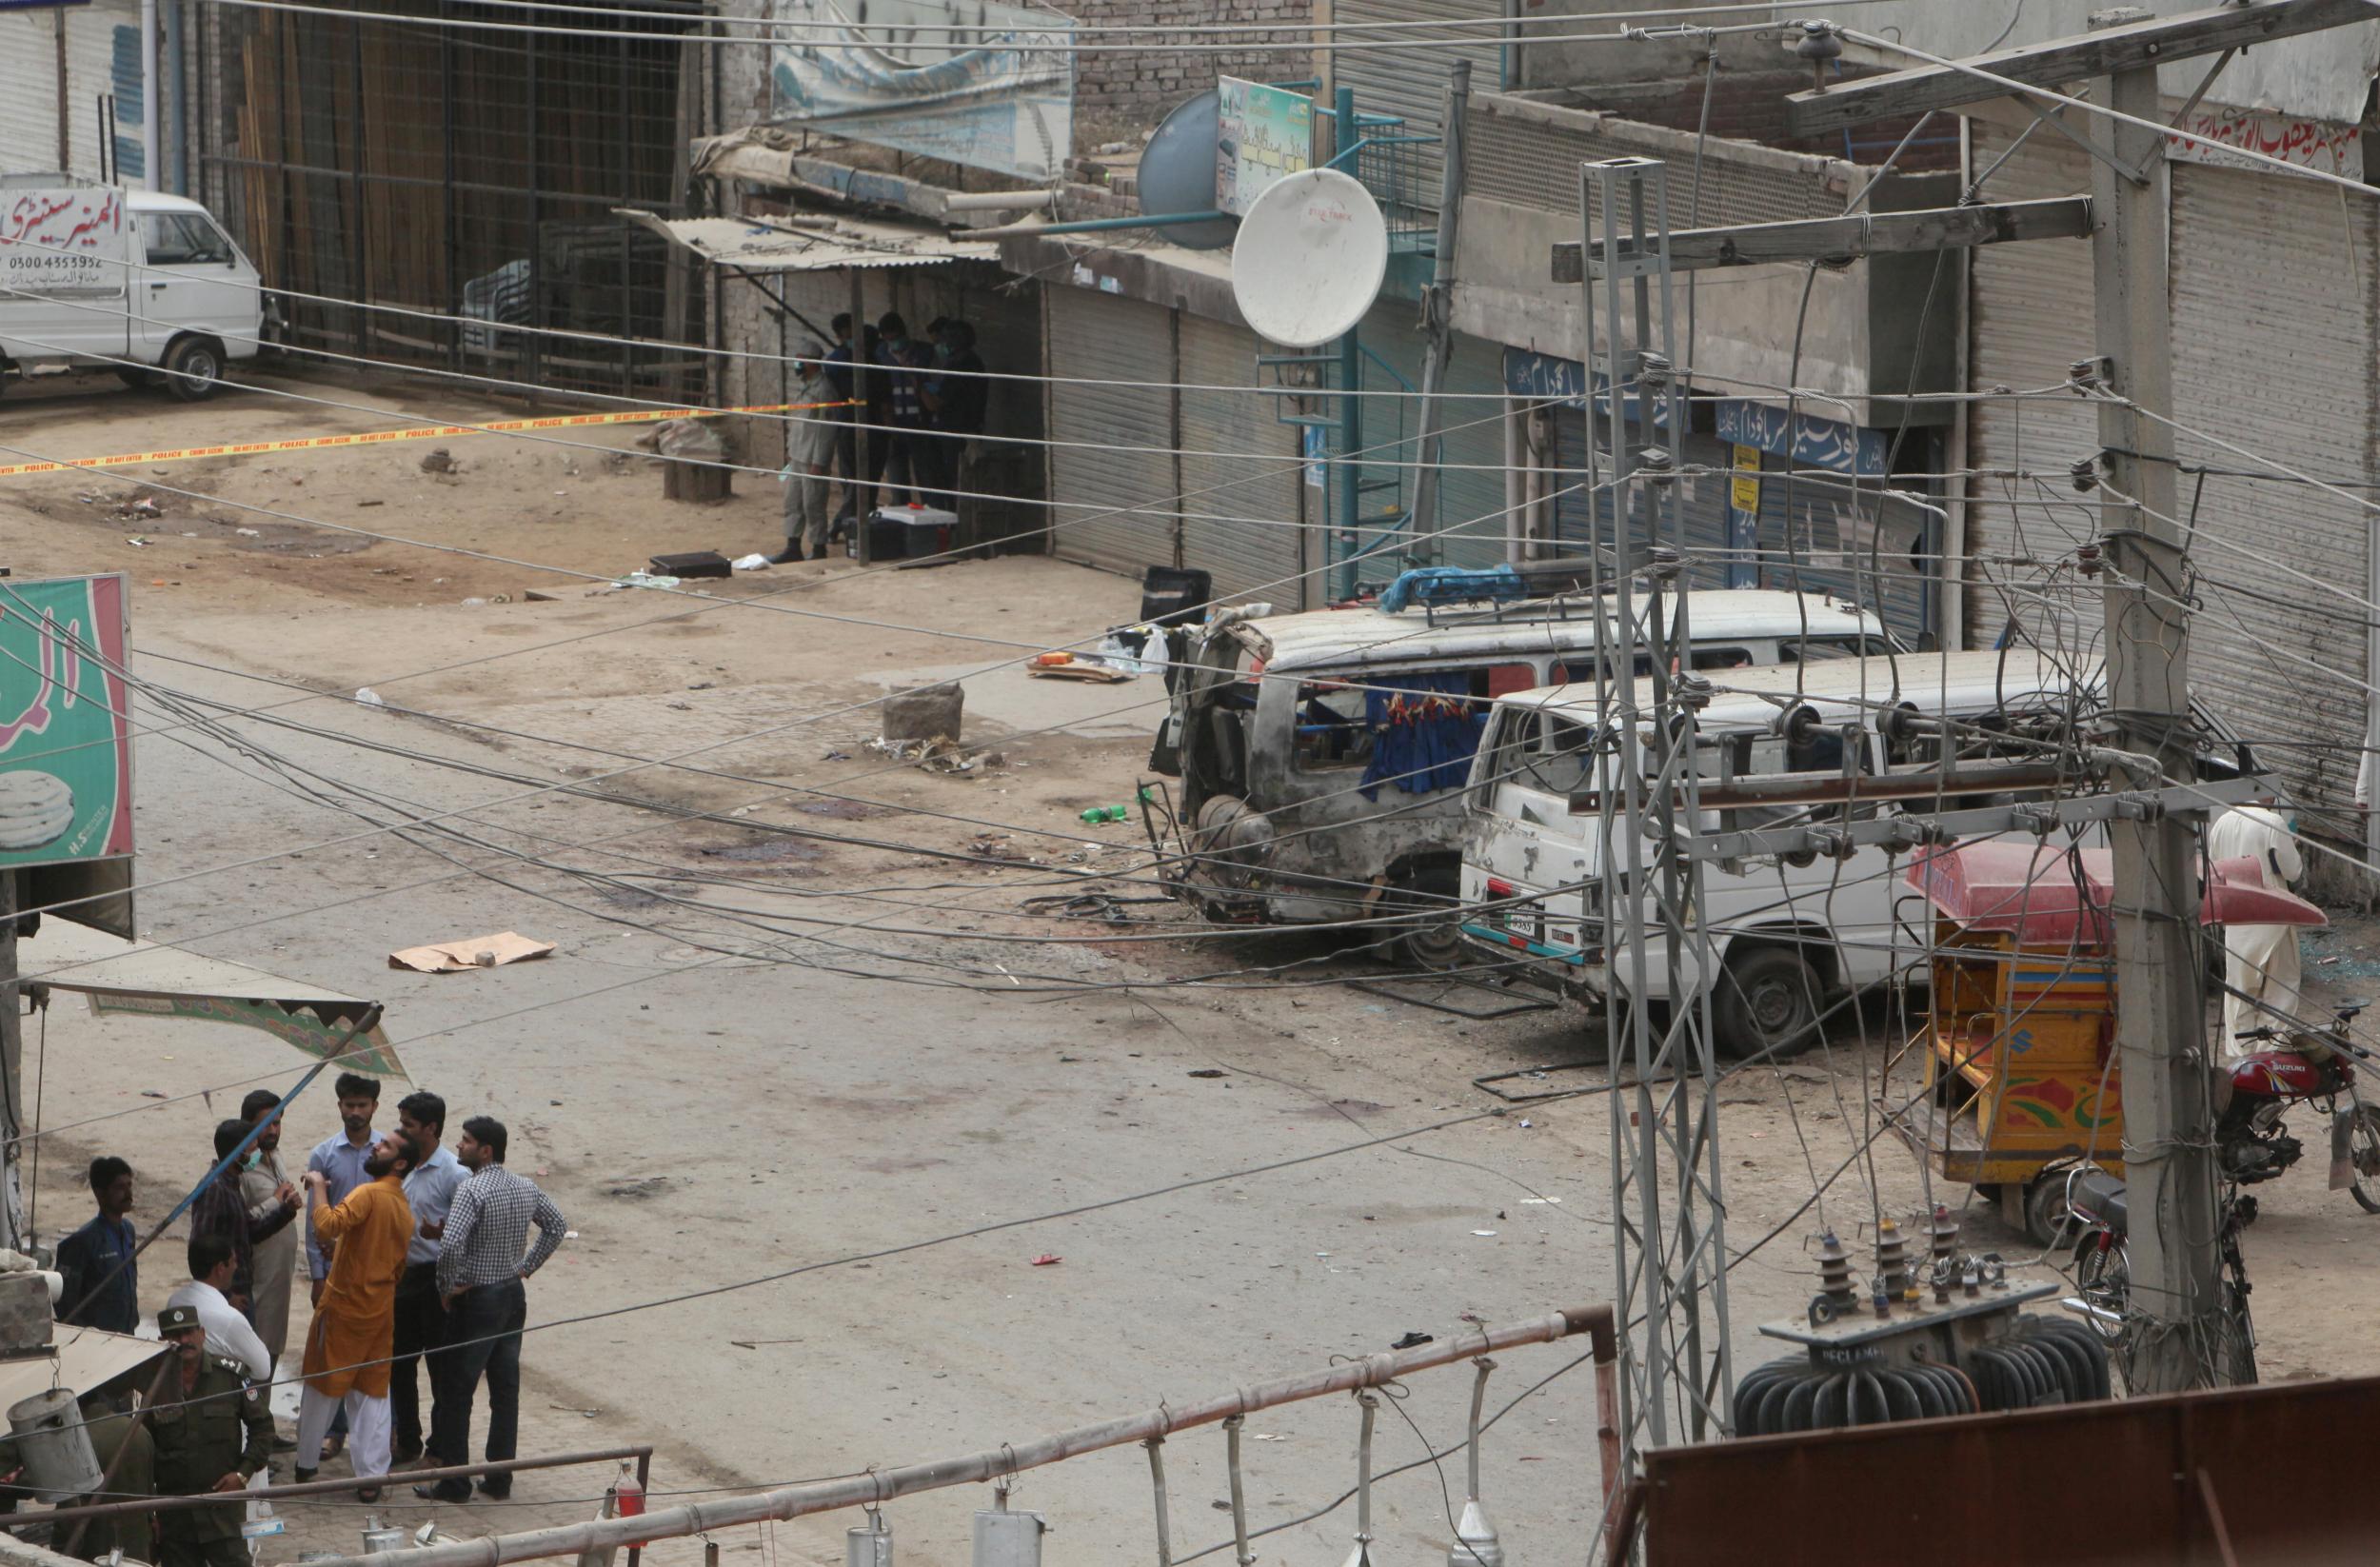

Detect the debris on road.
[
  {"left": 1030, "top": 1254, "right": 1062, "bottom": 1266},
  {"left": 389, "top": 930, "right": 557, "bottom": 971}
]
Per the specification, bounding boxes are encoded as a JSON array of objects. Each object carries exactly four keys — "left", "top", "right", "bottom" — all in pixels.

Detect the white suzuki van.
[
  {"left": 2, "top": 176, "right": 266, "bottom": 400},
  {"left": 1459, "top": 651, "right": 2261, "bottom": 1055}
]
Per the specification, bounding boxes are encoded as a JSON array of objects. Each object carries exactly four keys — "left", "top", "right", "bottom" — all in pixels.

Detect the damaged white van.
[
  {"left": 1146, "top": 568, "right": 1897, "bottom": 966},
  {"left": 1458, "top": 651, "right": 2262, "bottom": 1055}
]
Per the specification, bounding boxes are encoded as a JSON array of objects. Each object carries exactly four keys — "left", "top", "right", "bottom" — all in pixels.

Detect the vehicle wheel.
[
  {"left": 1384, "top": 867, "right": 1462, "bottom": 971},
  {"left": 113, "top": 366, "right": 156, "bottom": 390},
  {"left": 2346, "top": 1103, "right": 2380, "bottom": 1214},
  {"left": 2024, "top": 1174, "right": 2079, "bottom": 1249},
  {"left": 1711, "top": 943, "right": 1824, "bottom": 1061},
  {"left": 162, "top": 336, "right": 224, "bottom": 402}
]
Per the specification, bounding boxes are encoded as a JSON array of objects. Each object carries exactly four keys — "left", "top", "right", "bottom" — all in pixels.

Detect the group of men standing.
[
  {"left": 50, "top": 1071, "right": 567, "bottom": 1563},
  {"left": 778, "top": 311, "right": 990, "bottom": 563}
]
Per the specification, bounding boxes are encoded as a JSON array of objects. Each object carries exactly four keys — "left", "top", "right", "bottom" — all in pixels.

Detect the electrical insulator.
[{"left": 847, "top": 1511, "right": 894, "bottom": 1567}]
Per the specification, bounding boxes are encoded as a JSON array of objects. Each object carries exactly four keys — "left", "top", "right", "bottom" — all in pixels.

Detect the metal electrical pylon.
[{"left": 1576, "top": 156, "right": 1735, "bottom": 1480}]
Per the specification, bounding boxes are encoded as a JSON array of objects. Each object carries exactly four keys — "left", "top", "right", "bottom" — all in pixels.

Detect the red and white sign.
[{"left": 2168, "top": 106, "right": 2362, "bottom": 179}]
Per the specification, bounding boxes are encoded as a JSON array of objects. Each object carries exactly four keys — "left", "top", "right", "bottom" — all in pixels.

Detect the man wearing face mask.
[
  {"left": 871, "top": 311, "right": 929, "bottom": 508},
  {"left": 773, "top": 343, "right": 839, "bottom": 564},
  {"left": 188, "top": 1119, "right": 298, "bottom": 1317},
  {"left": 295, "top": 1128, "right": 416, "bottom": 1495},
  {"left": 918, "top": 317, "right": 986, "bottom": 512}
]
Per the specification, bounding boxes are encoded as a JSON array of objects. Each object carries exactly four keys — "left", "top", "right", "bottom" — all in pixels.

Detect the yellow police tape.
[{"left": 0, "top": 399, "right": 855, "bottom": 480}]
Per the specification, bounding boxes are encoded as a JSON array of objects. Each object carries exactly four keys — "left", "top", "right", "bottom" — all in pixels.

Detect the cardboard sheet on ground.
[
  {"left": 388, "top": 931, "right": 556, "bottom": 973},
  {"left": 25, "top": 923, "right": 405, "bottom": 1077}
]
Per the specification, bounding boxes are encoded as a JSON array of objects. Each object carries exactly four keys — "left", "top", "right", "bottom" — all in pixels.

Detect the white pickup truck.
[{"left": 0, "top": 177, "right": 265, "bottom": 401}]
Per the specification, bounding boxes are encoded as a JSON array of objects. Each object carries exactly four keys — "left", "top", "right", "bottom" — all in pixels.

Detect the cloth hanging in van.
[{"left": 1360, "top": 673, "right": 1486, "bottom": 799}]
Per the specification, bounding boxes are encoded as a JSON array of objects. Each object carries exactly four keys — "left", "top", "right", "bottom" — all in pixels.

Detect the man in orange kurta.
[{"left": 294, "top": 1127, "right": 415, "bottom": 1491}]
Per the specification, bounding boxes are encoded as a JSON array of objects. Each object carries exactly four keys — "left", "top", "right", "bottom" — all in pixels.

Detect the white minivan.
[
  {"left": 1, "top": 176, "right": 266, "bottom": 400},
  {"left": 1458, "top": 651, "right": 2262, "bottom": 1056}
]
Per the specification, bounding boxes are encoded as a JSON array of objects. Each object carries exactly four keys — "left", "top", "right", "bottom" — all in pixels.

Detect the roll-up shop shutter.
[
  {"left": 1176, "top": 313, "right": 1307, "bottom": 607},
  {"left": 1325, "top": 0, "right": 1501, "bottom": 202},
  {"left": 1748, "top": 455, "right": 1934, "bottom": 645},
  {"left": 1551, "top": 408, "right": 1733, "bottom": 587},
  {"left": 1345, "top": 301, "right": 1510, "bottom": 581},
  {"left": 1963, "top": 125, "right": 2095, "bottom": 649},
  {"left": 0, "top": 15, "right": 65, "bottom": 175},
  {"left": 1426, "top": 333, "right": 1515, "bottom": 570},
  {"left": 1045, "top": 287, "right": 1178, "bottom": 580},
  {"left": 2167, "top": 158, "right": 2374, "bottom": 819}
]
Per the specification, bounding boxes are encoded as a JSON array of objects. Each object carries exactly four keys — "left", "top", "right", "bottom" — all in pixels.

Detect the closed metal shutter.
[
  {"left": 67, "top": 0, "right": 139, "bottom": 184},
  {"left": 1749, "top": 455, "right": 1934, "bottom": 644},
  {"left": 1964, "top": 125, "right": 2095, "bottom": 646},
  {"left": 1966, "top": 128, "right": 2374, "bottom": 816},
  {"left": 1466, "top": 95, "right": 1842, "bottom": 225},
  {"left": 1045, "top": 287, "right": 1177, "bottom": 580},
  {"left": 1552, "top": 410, "right": 1732, "bottom": 584},
  {"left": 0, "top": 15, "right": 65, "bottom": 175},
  {"left": 2168, "top": 159, "right": 2374, "bottom": 817},
  {"left": 1327, "top": 0, "right": 1501, "bottom": 200},
  {"left": 1176, "top": 313, "right": 1306, "bottom": 607},
  {"left": 1339, "top": 303, "right": 1509, "bottom": 583}
]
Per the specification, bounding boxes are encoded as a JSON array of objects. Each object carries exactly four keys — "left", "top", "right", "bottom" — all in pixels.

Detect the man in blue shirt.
[
  {"left": 389, "top": 1090, "right": 465, "bottom": 1466},
  {"left": 55, "top": 1157, "right": 138, "bottom": 1333}
]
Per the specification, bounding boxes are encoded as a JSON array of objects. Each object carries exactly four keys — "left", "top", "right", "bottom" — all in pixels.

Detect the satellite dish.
[
  {"left": 1229, "top": 169, "right": 1388, "bottom": 348},
  {"left": 1139, "top": 90, "right": 1238, "bottom": 251}
]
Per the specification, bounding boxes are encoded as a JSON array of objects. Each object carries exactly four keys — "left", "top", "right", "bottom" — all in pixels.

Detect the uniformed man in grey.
[{"left": 148, "top": 1303, "right": 273, "bottom": 1567}]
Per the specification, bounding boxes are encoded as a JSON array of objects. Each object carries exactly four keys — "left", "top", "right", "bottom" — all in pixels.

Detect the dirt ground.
[{"left": 4, "top": 367, "right": 2378, "bottom": 1566}]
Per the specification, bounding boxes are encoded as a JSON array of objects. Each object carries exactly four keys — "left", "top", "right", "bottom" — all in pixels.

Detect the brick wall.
[{"left": 1067, "top": 0, "right": 1314, "bottom": 131}]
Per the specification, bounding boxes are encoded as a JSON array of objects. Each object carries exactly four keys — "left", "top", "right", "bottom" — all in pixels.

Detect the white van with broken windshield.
[{"left": 1458, "top": 651, "right": 2263, "bottom": 1056}]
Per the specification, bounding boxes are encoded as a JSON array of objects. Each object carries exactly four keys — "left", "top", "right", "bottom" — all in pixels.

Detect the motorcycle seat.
[{"left": 2070, "top": 1169, "right": 2127, "bottom": 1238}]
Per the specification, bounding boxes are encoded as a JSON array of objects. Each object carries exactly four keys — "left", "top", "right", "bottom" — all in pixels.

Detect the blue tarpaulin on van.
[{"left": 1359, "top": 673, "right": 1486, "bottom": 800}]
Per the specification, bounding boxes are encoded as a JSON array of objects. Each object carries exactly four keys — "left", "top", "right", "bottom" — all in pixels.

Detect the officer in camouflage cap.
[{"left": 148, "top": 1303, "right": 273, "bottom": 1567}]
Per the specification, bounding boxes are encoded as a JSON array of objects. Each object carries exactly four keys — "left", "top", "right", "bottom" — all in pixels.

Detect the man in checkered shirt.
[{"left": 415, "top": 1116, "right": 567, "bottom": 1503}]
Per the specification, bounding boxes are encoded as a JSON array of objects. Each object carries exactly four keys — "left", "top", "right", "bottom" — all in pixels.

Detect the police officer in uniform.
[{"left": 149, "top": 1304, "right": 273, "bottom": 1567}]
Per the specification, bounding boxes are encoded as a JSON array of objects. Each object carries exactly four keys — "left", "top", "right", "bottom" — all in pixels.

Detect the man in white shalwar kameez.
[{"left": 2208, "top": 804, "right": 2306, "bottom": 1059}]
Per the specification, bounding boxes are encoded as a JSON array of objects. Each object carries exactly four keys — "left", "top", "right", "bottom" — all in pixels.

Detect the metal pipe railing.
[
  {"left": 15, "top": 1446, "right": 651, "bottom": 1528},
  {"left": 302, "top": 1306, "right": 1617, "bottom": 1567}
]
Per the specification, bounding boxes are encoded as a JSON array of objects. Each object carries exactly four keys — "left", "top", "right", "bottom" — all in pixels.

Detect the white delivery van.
[
  {"left": 0, "top": 176, "right": 265, "bottom": 400},
  {"left": 1459, "top": 650, "right": 2263, "bottom": 1056},
  {"left": 1147, "top": 575, "right": 1898, "bottom": 966}
]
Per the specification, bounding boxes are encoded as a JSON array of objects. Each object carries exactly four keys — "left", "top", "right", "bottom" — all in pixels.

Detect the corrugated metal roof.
[{"left": 615, "top": 210, "right": 999, "bottom": 272}]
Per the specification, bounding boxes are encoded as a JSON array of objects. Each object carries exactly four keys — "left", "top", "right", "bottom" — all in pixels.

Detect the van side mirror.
[{"left": 1915, "top": 631, "right": 1940, "bottom": 653}]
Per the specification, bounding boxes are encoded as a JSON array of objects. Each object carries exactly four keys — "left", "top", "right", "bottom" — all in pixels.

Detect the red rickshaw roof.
[{"left": 1906, "top": 841, "right": 2326, "bottom": 949}]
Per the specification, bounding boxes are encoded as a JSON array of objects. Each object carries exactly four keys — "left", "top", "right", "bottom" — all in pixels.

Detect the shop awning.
[
  {"left": 24, "top": 923, "right": 405, "bottom": 1079},
  {"left": 19, "top": 1326, "right": 170, "bottom": 1405},
  {"left": 616, "top": 210, "right": 999, "bottom": 272}
]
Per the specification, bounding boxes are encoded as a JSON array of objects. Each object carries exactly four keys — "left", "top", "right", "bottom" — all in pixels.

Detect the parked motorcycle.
[
  {"left": 2058, "top": 1002, "right": 2380, "bottom": 1380},
  {"left": 2218, "top": 1002, "right": 2380, "bottom": 1206}
]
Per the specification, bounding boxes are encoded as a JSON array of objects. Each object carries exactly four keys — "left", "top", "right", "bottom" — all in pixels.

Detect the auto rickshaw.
[{"left": 1893, "top": 840, "right": 2327, "bottom": 1244}]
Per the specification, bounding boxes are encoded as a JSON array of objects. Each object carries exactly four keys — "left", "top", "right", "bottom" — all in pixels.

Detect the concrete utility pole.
[{"left": 2083, "top": 7, "right": 2220, "bottom": 1396}]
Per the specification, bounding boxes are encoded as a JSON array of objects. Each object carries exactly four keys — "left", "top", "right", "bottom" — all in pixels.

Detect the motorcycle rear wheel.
[{"left": 2348, "top": 1104, "right": 2380, "bottom": 1215}]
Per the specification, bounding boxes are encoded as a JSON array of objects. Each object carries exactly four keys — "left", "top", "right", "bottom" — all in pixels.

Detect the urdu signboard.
[
  {"left": 1215, "top": 77, "right": 1311, "bottom": 217},
  {"left": 767, "top": 0, "right": 1076, "bottom": 182},
  {"left": 0, "top": 574, "right": 132, "bottom": 870}
]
